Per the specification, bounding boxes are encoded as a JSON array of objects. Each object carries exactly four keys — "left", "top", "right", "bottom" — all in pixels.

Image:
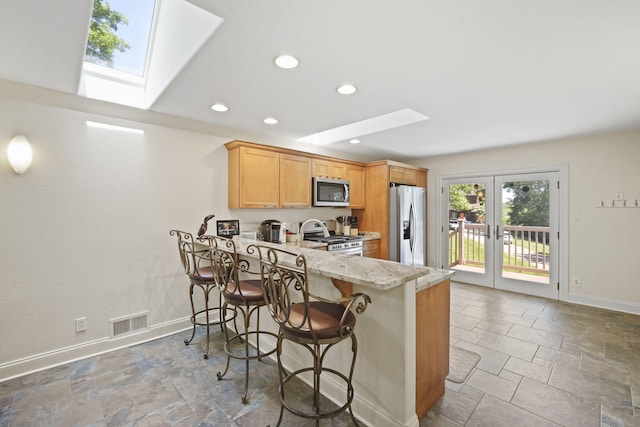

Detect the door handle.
[
  {"left": 409, "top": 203, "right": 415, "bottom": 253},
  {"left": 496, "top": 224, "right": 500, "bottom": 240},
  {"left": 486, "top": 224, "right": 491, "bottom": 239}
]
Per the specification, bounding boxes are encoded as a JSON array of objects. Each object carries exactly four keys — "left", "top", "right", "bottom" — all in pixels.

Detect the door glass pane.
[
  {"left": 501, "top": 180, "right": 550, "bottom": 284},
  {"left": 448, "top": 182, "right": 487, "bottom": 276}
]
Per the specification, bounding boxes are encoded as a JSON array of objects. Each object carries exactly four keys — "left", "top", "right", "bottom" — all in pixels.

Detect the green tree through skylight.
[{"left": 86, "top": 0, "right": 131, "bottom": 65}]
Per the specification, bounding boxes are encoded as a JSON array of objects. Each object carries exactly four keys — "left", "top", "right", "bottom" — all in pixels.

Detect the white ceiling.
[{"left": 1, "top": 0, "right": 639, "bottom": 162}]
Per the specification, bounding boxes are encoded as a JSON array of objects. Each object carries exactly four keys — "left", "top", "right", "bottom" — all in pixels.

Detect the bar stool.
[
  {"left": 169, "top": 229, "right": 234, "bottom": 359},
  {"left": 250, "top": 244, "right": 372, "bottom": 426},
  {"left": 208, "top": 235, "right": 278, "bottom": 404}
]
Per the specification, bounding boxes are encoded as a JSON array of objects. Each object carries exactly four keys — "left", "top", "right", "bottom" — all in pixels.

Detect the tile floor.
[
  {"left": 422, "top": 282, "right": 640, "bottom": 427},
  {"left": 1, "top": 281, "right": 639, "bottom": 426}
]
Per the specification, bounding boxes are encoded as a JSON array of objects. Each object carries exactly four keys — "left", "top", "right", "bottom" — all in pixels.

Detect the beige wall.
[
  {"left": 0, "top": 88, "right": 354, "bottom": 380},
  {"left": 0, "top": 96, "right": 229, "bottom": 378},
  {"left": 417, "top": 131, "right": 640, "bottom": 311}
]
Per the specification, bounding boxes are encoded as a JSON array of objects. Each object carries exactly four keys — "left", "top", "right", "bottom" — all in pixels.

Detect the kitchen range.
[{"left": 300, "top": 219, "right": 363, "bottom": 256}]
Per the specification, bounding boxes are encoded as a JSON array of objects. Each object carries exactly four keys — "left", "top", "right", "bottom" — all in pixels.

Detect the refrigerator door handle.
[
  {"left": 409, "top": 202, "right": 414, "bottom": 253},
  {"left": 410, "top": 202, "right": 417, "bottom": 254}
]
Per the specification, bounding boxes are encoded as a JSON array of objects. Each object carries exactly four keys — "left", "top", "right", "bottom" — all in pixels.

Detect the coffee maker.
[{"left": 259, "top": 219, "right": 286, "bottom": 243}]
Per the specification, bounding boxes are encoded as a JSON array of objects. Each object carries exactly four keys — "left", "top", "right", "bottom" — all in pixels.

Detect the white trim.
[
  {"left": 0, "top": 317, "right": 191, "bottom": 383},
  {"left": 567, "top": 293, "right": 640, "bottom": 316}
]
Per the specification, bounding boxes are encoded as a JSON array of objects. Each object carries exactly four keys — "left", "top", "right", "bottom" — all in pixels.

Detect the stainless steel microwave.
[{"left": 312, "top": 177, "right": 350, "bottom": 207}]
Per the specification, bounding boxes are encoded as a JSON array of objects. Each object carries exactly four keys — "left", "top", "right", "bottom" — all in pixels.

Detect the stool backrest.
[
  {"left": 169, "top": 229, "right": 215, "bottom": 283},
  {"left": 249, "top": 245, "right": 312, "bottom": 331},
  {"left": 200, "top": 234, "right": 239, "bottom": 286},
  {"left": 200, "top": 235, "right": 263, "bottom": 306}
]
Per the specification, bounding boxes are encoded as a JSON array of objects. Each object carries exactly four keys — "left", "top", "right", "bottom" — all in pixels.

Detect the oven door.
[{"left": 332, "top": 246, "right": 363, "bottom": 257}]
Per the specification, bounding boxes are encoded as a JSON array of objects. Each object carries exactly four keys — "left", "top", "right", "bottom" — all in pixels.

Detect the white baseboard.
[
  {"left": 0, "top": 317, "right": 192, "bottom": 383},
  {"left": 566, "top": 292, "right": 640, "bottom": 315}
]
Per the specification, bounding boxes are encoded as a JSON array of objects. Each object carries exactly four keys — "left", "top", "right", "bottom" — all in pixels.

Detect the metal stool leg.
[{"left": 184, "top": 283, "right": 197, "bottom": 346}]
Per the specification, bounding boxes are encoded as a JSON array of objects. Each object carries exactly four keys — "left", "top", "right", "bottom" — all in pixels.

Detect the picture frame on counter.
[{"left": 216, "top": 220, "right": 240, "bottom": 237}]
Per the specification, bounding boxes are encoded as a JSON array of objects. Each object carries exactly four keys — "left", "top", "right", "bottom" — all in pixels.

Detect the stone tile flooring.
[
  {"left": 1, "top": 281, "right": 639, "bottom": 426},
  {"left": 421, "top": 282, "right": 640, "bottom": 427}
]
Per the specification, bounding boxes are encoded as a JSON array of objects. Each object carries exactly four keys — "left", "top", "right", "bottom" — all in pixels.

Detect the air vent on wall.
[{"left": 109, "top": 311, "right": 149, "bottom": 338}]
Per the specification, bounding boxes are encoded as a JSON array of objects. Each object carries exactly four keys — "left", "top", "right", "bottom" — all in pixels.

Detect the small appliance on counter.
[{"left": 259, "top": 219, "right": 286, "bottom": 243}]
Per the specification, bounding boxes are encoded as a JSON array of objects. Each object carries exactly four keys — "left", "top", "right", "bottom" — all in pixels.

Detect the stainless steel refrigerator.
[{"left": 389, "top": 185, "right": 426, "bottom": 265}]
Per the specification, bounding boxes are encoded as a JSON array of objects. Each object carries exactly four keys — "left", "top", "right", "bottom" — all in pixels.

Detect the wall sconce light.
[{"left": 7, "top": 134, "right": 33, "bottom": 174}]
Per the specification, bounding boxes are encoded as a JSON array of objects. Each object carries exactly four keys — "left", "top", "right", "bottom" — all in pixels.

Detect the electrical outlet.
[
  {"left": 617, "top": 192, "right": 624, "bottom": 201},
  {"left": 75, "top": 317, "right": 87, "bottom": 332},
  {"left": 571, "top": 277, "right": 581, "bottom": 287}
]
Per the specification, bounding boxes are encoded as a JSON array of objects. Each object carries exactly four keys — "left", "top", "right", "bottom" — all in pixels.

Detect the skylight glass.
[
  {"left": 85, "top": 0, "right": 156, "bottom": 77},
  {"left": 80, "top": 0, "right": 222, "bottom": 109}
]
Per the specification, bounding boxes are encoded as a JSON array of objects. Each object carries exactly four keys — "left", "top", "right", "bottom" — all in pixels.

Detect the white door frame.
[{"left": 435, "top": 165, "right": 569, "bottom": 301}]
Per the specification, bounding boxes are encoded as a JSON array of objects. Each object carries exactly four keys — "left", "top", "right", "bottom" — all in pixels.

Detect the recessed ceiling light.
[
  {"left": 264, "top": 117, "right": 278, "bottom": 125},
  {"left": 274, "top": 55, "right": 299, "bottom": 69},
  {"left": 210, "top": 103, "right": 229, "bottom": 112},
  {"left": 337, "top": 84, "right": 357, "bottom": 95},
  {"left": 349, "top": 139, "right": 361, "bottom": 144}
]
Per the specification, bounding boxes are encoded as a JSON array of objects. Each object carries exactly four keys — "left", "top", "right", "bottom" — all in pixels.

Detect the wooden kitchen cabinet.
[
  {"left": 416, "top": 278, "right": 450, "bottom": 419},
  {"left": 280, "top": 154, "right": 311, "bottom": 208},
  {"left": 226, "top": 140, "right": 365, "bottom": 210},
  {"left": 362, "top": 239, "right": 380, "bottom": 258},
  {"left": 227, "top": 144, "right": 312, "bottom": 209},
  {"left": 314, "top": 160, "right": 364, "bottom": 208},
  {"left": 390, "top": 166, "right": 417, "bottom": 185},
  {"left": 228, "top": 145, "right": 280, "bottom": 208},
  {"left": 346, "top": 164, "right": 365, "bottom": 209},
  {"left": 312, "top": 159, "right": 347, "bottom": 180}
]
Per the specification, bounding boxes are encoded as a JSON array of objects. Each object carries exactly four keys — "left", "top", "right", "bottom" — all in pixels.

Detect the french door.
[{"left": 441, "top": 172, "right": 559, "bottom": 299}]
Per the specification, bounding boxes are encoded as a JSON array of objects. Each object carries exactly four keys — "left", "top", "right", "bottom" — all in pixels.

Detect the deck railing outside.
[{"left": 448, "top": 219, "right": 550, "bottom": 277}]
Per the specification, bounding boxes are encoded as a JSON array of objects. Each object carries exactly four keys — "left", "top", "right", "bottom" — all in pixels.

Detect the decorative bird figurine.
[{"left": 197, "top": 214, "right": 216, "bottom": 237}]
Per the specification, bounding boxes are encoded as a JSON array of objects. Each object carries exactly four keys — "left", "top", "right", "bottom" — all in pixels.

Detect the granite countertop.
[{"left": 231, "top": 237, "right": 453, "bottom": 291}]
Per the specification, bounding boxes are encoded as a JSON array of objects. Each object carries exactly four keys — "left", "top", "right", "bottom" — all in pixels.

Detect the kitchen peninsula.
[{"left": 231, "top": 237, "right": 453, "bottom": 427}]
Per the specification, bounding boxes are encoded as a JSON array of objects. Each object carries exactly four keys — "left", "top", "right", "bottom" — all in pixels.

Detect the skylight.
[
  {"left": 85, "top": 0, "right": 156, "bottom": 77},
  {"left": 79, "top": 0, "right": 223, "bottom": 109},
  {"left": 298, "top": 108, "right": 430, "bottom": 145}
]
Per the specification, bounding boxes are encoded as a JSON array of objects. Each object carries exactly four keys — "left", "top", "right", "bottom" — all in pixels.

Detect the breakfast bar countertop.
[{"left": 231, "top": 237, "right": 453, "bottom": 291}]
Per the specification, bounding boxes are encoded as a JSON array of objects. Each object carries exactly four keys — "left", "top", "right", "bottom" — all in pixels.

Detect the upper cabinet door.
[
  {"left": 280, "top": 154, "right": 311, "bottom": 208},
  {"left": 238, "top": 147, "right": 280, "bottom": 208},
  {"left": 389, "top": 166, "right": 417, "bottom": 186},
  {"left": 312, "top": 159, "right": 347, "bottom": 180},
  {"left": 347, "top": 165, "right": 366, "bottom": 209}
]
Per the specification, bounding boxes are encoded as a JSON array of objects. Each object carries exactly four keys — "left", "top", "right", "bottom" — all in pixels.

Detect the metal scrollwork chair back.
[
  {"left": 206, "top": 235, "right": 277, "bottom": 404},
  {"left": 249, "top": 244, "right": 371, "bottom": 426},
  {"left": 169, "top": 229, "right": 230, "bottom": 359}
]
